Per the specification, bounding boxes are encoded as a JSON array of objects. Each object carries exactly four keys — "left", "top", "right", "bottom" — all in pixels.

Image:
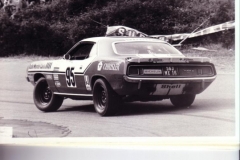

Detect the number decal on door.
[{"left": 66, "top": 67, "right": 76, "bottom": 87}]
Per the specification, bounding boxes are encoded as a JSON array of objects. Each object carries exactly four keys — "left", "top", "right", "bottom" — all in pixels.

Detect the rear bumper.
[
  {"left": 123, "top": 75, "right": 217, "bottom": 83},
  {"left": 113, "top": 75, "right": 217, "bottom": 96}
]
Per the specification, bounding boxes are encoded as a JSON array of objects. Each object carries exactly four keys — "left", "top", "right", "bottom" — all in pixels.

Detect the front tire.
[
  {"left": 33, "top": 77, "right": 64, "bottom": 112},
  {"left": 170, "top": 94, "right": 196, "bottom": 107},
  {"left": 93, "top": 78, "right": 121, "bottom": 116}
]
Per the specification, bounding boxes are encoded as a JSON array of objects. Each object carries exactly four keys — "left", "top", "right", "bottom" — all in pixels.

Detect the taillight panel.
[{"left": 127, "top": 64, "right": 215, "bottom": 77}]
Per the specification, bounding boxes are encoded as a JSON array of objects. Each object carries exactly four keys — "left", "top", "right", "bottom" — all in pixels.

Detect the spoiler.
[{"left": 126, "top": 56, "right": 211, "bottom": 63}]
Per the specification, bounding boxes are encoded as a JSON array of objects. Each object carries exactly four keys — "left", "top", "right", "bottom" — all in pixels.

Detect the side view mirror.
[{"left": 63, "top": 54, "right": 71, "bottom": 60}]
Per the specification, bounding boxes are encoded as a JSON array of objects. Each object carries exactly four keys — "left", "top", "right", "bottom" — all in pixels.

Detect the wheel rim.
[
  {"left": 38, "top": 84, "right": 52, "bottom": 105},
  {"left": 95, "top": 84, "right": 107, "bottom": 112},
  {"left": 101, "top": 90, "right": 107, "bottom": 105}
]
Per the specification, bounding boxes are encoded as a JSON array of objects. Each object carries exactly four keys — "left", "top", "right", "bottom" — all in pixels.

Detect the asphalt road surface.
[{"left": 0, "top": 59, "right": 235, "bottom": 137}]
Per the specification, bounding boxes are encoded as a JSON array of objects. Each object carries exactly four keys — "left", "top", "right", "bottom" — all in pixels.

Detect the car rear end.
[
  {"left": 112, "top": 39, "right": 217, "bottom": 101},
  {"left": 123, "top": 57, "right": 216, "bottom": 98}
]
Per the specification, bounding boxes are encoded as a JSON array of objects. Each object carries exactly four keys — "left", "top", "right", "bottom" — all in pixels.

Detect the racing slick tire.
[
  {"left": 93, "top": 78, "right": 121, "bottom": 116},
  {"left": 170, "top": 94, "right": 196, "bottom": 107},
  {"left": 33, "top": 77, "right": 64, "bottom": 112}
]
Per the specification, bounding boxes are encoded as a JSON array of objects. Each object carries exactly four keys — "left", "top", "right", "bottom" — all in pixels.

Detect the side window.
[{"left": 70, "top": 43, "right": 95, "bottom": 60}]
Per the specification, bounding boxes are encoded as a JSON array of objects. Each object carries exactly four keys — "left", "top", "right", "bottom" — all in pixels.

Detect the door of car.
[{"left": 56, "top": 41, "right": 97, "bottom": 95}]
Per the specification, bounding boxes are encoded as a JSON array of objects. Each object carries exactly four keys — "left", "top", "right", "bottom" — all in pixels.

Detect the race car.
[{"left": 26, "top": 36, "right": 217, "bottom": 116}]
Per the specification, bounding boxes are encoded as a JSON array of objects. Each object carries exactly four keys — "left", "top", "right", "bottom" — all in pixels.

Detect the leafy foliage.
[{"left": 0, "top": 0, "right": 235, "bottom": 56}]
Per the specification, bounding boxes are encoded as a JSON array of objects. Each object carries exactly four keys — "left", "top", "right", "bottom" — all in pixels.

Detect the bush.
[{"left": 0, "top": 0, "right": 235, "bottom": 57}]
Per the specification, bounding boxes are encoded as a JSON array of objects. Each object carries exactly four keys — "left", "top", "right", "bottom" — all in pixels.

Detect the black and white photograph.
[{"left": 0, "top": 0, "right": 239, "bottom": 159}]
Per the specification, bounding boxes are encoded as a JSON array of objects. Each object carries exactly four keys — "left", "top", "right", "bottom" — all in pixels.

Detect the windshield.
[{"left": 113, "top": 41, "right": 182, "bottom": 55}]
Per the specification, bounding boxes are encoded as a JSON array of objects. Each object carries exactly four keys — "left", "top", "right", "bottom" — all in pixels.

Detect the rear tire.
[
  {"left": 170, "top": 94, "right": 196, "bottom": 107},
  {"left": 33, "top": 77, "right": 63, "bottom": 112},
  {"left": 93, "top": 78, "right": 121, "bottom": 116}
]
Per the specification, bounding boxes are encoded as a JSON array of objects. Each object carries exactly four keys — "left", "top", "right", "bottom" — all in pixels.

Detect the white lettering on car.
[
  {"left": 97, "top": 61, "right": 103, "bottom": 71},
  {"left": 45, "top": 74, "right": 52, "bottom": 80},
  {"left": 84, "top": 75, "right": 91, "bottom": 91},
  {"left": 102, "top": 62, "right": 121, "bottom": 71},
  {"left": 55, "top": 81, "right": 61, "bottom": 87},
  {"left": 161, "top": 84, "right": 181, "bottom": 89},
  {"left": 53, "top": 74, "right": 59, "bottom": 80},
  {"left": 28, "top": 62, "right": 52, "bottom": 70}
]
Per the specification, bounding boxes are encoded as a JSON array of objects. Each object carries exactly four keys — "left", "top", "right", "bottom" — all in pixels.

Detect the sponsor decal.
[
  {"left": 45, "top": 74, "right": 52, "bottom": 80},
  {"left": 179, "top": 58, "right": 194, "bottom": 63},
  {"left": 53, "top": 74, "right": 59, "bottom": 80},
  {"left": 143, "top": 69, "right": 162, "bottom": 75},
  {"left": 148, "top": 58, "right": 153, "bottom": 62},
  {"left": 97, "top": 61, "right": 103, "bottom": 71},
  {"left": 55, "top": 81, "right": 61, "bottom": 87},
  {"left": 154, "top": 84, "right": 186, "bottom": 95},
  {"left": 183, "top": 69, "right": 195, "bottom": 72},
  {"left": 161, "top": 84, "right": 181, "bottom": 89},
  {"left": 53, "top": 67, "right": 59, "bottom": 71},
  {"left": 125, "top": 57, "right": 132, "bottom": 61},
  {"left": 28, "top": 62, "right": 52, "bottom": 70},
  {"left": 149, "top": 58, "right": 164, "bottom": 63},
  {"left": 84, "top": 75, "right": 91, "bottom": 91},
  {"left": 103, "top": 62, "right": 121, "bottom": 71}
]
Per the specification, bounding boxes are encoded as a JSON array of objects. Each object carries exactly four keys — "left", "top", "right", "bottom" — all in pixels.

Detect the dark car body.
[{"left": 26, "top": 37, "right": 217, "bottom": 116}]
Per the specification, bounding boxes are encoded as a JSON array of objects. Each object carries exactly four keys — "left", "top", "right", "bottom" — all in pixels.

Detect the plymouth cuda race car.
[{"left": 26, "top": 36, "right": 217, "bottom": 116}]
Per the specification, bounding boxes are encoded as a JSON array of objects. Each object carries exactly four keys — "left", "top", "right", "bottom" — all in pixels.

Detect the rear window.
[{"left": 113, "top": 41, "right": 182, "bottom": 55}]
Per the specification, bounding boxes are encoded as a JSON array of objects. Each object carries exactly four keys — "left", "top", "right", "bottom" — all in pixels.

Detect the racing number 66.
[{"left": 66, "top": 67, "right": 76, "bottom": 87}]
